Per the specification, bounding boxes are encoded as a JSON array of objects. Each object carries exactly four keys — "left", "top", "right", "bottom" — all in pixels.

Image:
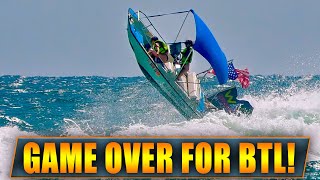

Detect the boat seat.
[{"left": 169, "top": 42, "right": 181, "bottom": 60}]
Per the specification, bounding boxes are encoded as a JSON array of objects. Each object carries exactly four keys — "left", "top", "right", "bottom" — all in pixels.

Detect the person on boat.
[
  {"left": 177, "top": 40, "right": 193, "bottom": 80},
  {"left": 148, "top": 36, "right": 169, "bottom": 65}
]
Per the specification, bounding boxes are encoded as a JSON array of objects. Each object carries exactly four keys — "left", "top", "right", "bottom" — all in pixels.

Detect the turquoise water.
[{"left": 0, "top": 75, "right": 319, "bottom": 178}]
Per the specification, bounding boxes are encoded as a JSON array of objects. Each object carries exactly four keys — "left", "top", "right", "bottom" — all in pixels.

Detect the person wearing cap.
[
  {"left": 177, "top": 40, "right": 193, "bottom": 80},
  {"left": 148, "top": 36, "right": 169, "bottom": 64}
]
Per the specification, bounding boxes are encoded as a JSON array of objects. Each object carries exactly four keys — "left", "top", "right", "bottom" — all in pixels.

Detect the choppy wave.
[
  {"left": 0, "top": 75, "right": 319, "bottom": 178},
  {"left": 113, "top": 87, "right": 320, "bottom": 161},
  {"left": 0, "top": 126, "right": 36, "bottom": 179}
]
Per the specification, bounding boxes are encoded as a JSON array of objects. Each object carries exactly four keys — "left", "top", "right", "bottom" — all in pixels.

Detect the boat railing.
[
  {"left": 132, "top": 11, "right": 178, "bottom": 76},
  {"left": 137, "top": 11, "right": 167, "bottom": 44},
  {"left": 131, "top": 10, "right": 196, "bottom": 99},
  {"left": 138, "top": 11, "right": 198, "bottom": 97}
]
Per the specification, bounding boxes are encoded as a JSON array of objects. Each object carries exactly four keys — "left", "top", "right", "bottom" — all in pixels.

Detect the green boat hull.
[
  {"left": 127, "top": 9, "right": 204, "bottom": 120},
  {"left": 127, "top": 8, "right": 253, "bottom": 119}
]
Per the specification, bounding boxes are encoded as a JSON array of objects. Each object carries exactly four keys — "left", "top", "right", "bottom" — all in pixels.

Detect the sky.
[{"left": 0, "top": 0, "right": 319, "bottom": 76}]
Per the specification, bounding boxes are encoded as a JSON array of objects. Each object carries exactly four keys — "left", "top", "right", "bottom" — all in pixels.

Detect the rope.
[
  {"left": 141, "top": 10, "right": 190, "bottom": 18},
  {"left": 196, "top": 67, "right": 213, "bottom": 76},
  {"left": 196, "top": 59, "right": 234, "bottom": 76},
  {"left": 174, "top": 11, "right": 190, "bottom": 43},
  {"left": 176, "top": 81, "right": 201, "bottom": 84}
]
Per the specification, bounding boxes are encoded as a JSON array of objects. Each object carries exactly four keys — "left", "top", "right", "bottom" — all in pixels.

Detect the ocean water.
[{"left": 0, "top": 75, "right": 319, "bottom": 179}]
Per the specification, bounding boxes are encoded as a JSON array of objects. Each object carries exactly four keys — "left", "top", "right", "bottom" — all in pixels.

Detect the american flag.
[
  {"left": 227, "top": 62, "right": 238, "bottom": 80},
  {"left": 235, "top": 68, "right": 250, "bottom": 88},
  {"left": 207, "top": 69, "right": 215, "bottom": 75},
  {"left": 207, "top": 61, "right": 250, "bottom": 89}
]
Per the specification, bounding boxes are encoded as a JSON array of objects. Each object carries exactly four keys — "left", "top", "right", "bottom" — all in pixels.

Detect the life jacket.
[
  {"left": 181, "top": 47, "right": 193, "bottom": 64},
  {"left": 153, "top": 40, "right": 168, "bottom": 54}
]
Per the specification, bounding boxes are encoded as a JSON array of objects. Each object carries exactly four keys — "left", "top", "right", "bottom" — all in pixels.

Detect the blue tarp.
[{"left": 191, "top": 10, "right": 228, "bottom": 84}]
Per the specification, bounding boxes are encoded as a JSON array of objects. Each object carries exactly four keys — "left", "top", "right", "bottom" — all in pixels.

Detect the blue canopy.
[{"left": 191, "top": 10, "right": 228, "bottom": 84}]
